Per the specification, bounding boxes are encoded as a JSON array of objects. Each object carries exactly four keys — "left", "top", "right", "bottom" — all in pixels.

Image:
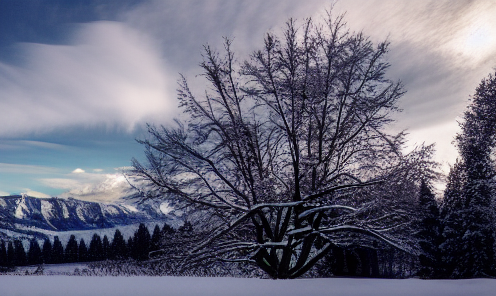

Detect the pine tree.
[
  {"left": 453, "top": 72, "right": 496, "bottom": 278},
  {"left": 27, "top": 238, "right": 42, "bottom": 265},
  {"left": 110, "top": 229, "right": 127, "bottom": 259},
  {"left": 127, "top": 237, "right": 134, "bottom": 259},
  {"left": 416, "top": 180, "right": 441, "bottom": 278},
  {"left": 0, "top": 240, "right": 7, "bottom": 267},
  {"left": 89, "top": 233, "right": 103, "bottom": 261},
  {"left": 150, "top": 224, "right": 162, "bottom": 253},
  {"left": 42, "top": 238, "right": 52, "bottom": 264},
  {"left": 52, "top": 236, "right": 64, "bottom": 264},
  {"left": 13, "top": 240, "right": 27, "bottom": 266},
  {"left": 65, "top": 235, "right": 79, "bottom": 263},
  {"left": 7, "top": 241, "right": 15, "bottom": 267},
  {"left": 78, "top": 238, "right": 88, "bottom": 262},
  {"left": 162, "top": 223, "right": 175, "bottom": 236},
  {"left": 102, "top": 235, "right": 110, "bottom": 260},
  {"left": 133, "top": 223, "right": 151, "bottom": 261},
  {"left": 440, "top": 160, "right": 468, "bottom": 277}
]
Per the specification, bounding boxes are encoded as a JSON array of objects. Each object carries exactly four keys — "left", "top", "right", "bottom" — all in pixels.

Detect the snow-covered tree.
[
  {"left": 449, "top": 72, "right": 496, "bottom": 278},
  {"left": 131, "top": 14, "right": 436, "bottom": 278},
  {"left": 440, "top": 160, "right": 467, "bottom": 277},
  {"left": 415, "top": 180, "right": 441, "bottom": 278}
]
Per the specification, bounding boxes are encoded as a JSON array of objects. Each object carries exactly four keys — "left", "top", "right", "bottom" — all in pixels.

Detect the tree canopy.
[{"left": 131, "top": 13, "right": 437, "bottom": 278}]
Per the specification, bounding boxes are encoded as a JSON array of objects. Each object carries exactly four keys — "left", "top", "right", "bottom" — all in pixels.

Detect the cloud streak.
[
  {"left": 0, "top": 163, "right": 61, "bottom": 175},
  {"left": 0, "top": 21, "right": 176, "bottom": 137}
]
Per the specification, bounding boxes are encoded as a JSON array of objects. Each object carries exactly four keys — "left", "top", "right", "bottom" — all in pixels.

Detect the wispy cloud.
[
  {"left": 0, "top": 21, "right": 176, "bottom": 137},
  {"left": 0, "top": 163, "right": 61, "bottom": 175},
  {"left": 0, "top": 140, "right": 69, "bottom": 151}
]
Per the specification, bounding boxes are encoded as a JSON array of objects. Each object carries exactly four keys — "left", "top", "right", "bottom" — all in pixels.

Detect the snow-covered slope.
[{"left": 0, "top": 195, "right": 172, "bottom": 239}]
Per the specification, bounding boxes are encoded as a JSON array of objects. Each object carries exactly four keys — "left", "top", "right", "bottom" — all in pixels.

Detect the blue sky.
[{"left": 1, "top": 0, "right": 496, "bottom": 201}]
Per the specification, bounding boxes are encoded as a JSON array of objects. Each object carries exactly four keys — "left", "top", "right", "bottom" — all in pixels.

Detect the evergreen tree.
[
  {"left": 127, "top": 237, "right": 134, "bottom": 259},
  {"left": 452, "top": 72, "right": 496, "bottom": 278},
  {"left": 65, "top": 235, "right": 79, "bottom": 263},
  {"left": 132, "top": 223, "right": 151, "bottom": 261},
  {"left": 7, "top": 241, "right": 15, "bottom": 267},
  {"left": 78, "top": 238, "right": 88, "bottom": 262},
  {"left": 0, "top": 240, "right": 7, "bottom": 267},
  {"left": 52, "top": 236, "right": 64, "bottom": 264},
  {"left": 440, "top": 160, "right": 467, "bottom": 277},
  {"left": 89, "top": 233, "right": 103, "bottom": 261},
  {"left": 416, "top": 180, "right": 441, "bottom": 278},
  {"left": 42, "top": 238, "right": 52, "bottom": 264},
  {"left": 102, "top": 235, "right": 110, "bottom": 260},
  {"left": 150, "top": 224, "right": 162, "bottom": 252},
  {"left": 110, "top": 229, "right": 127, "bottom": 259},
  {"left": 27, "top": 238, "right": 42, "bottom": 265},
  {"left": 161, "top": 223, "right": 175, "bottom": 236},
  {"left": 13, "top": 240, "right": 27, "bottom": 266}
]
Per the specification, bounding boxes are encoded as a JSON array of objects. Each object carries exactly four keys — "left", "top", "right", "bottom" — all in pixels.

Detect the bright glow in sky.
[{"left": 0, "top": 0, "right": 495, "bottom": 201}]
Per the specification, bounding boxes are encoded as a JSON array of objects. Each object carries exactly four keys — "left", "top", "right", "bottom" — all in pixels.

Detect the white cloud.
[
  {"left": 41, "top": 172, "right": 132, "bottom": 203},
  {"left": 41, "top": 178, "right": 81, "bottom": 190},
  {"left": 72, "top": 168, "right": 85, "bottom": 174},
  {"left": 0, "top": 191, "right": 9, "bottom": 196},
  {"left": 0, "top": 21, "right": 177, "bottom": 137},
  {"left": 22, "top": 189, "right": 51, "bottom": 199},
  {"left": 93, "top": 169, "right": 104, "bottom": 172}
]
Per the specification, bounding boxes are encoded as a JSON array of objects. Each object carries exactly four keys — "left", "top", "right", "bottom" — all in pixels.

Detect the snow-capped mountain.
[{"left": 0, "top": 194, "right": 171, "bottom": 238}]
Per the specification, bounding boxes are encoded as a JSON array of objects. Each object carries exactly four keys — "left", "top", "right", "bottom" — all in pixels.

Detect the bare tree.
[{"left": 131, "top": 14, "right": 436, "bottom": 279}]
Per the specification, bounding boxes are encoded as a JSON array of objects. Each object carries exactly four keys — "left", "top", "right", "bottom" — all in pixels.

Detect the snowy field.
[{"left": 0, "top": 276, "right": 495, "bottom": 296}]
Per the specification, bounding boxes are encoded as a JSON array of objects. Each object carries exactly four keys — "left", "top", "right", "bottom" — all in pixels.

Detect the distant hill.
[{"left": 0, "top": 194, "right": 172, "bottom": 240}]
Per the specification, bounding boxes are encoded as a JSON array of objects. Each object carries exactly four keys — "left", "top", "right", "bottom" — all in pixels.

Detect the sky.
[{"left": 1, "top": 0, "right": 495, "bottom": 202}]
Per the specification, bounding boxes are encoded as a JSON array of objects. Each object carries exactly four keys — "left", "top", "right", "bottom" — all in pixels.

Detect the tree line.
[
  {"left": 416, "top": 72, "right": 496, "bottom": 279},
  {"left": 0, "top": 222, "right": 176, "bottom": 268}
]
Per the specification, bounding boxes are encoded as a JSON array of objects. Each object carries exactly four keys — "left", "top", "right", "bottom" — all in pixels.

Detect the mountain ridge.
[{"left": 0, "top": 194, "right": 170, "bottom": 239}]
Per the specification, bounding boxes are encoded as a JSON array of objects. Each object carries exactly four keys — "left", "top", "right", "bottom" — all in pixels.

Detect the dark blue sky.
[{"left": 1, "top": 0, "right": 495, "bottom": 200}]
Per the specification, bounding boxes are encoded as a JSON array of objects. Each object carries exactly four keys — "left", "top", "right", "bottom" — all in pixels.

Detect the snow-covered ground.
[{"left": 0, "top": 276, "right": 495, "bottom": 296}]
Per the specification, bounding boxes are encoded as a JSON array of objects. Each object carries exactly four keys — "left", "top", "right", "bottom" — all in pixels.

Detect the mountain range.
[{"left": 0, "top": 194, "right": 171, "bottom": 240}]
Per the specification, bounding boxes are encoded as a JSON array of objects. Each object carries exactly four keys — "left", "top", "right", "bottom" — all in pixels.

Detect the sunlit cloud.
[
  {"left": 21, "top": 189, "right": 51, "bottom": 199},
  {"left": 72, "top": 168, "right": 85, "bottom": 174},
  {"left": 0, "top": 21, "right": 176, "bottom": 137},
  {"left": 41, "top": 171, "right": 132, "bottom": 203}
]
